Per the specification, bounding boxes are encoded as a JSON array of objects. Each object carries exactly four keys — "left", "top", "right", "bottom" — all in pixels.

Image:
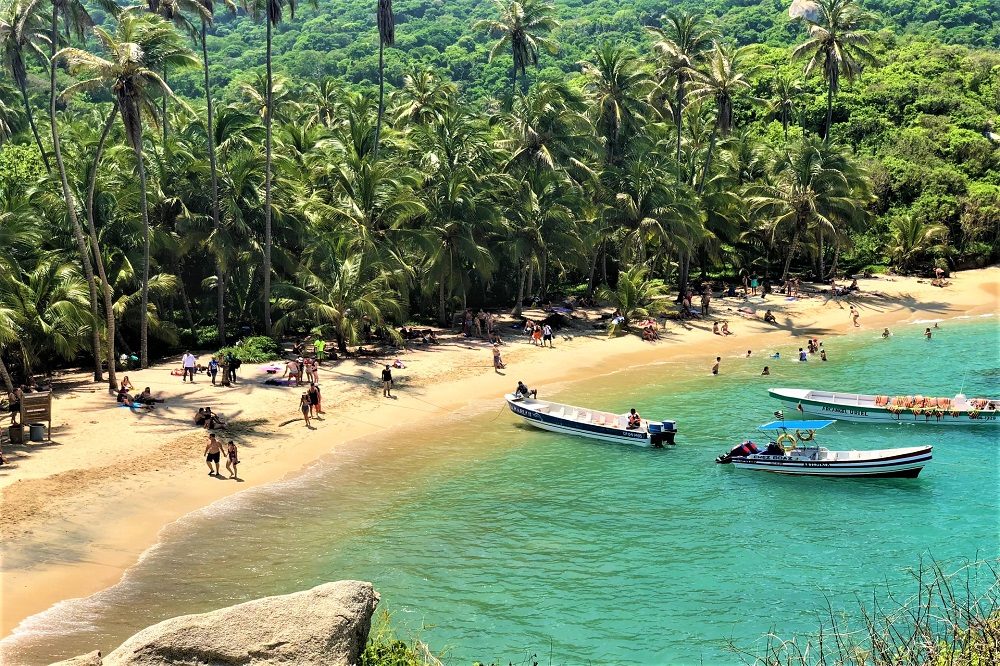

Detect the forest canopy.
[{"left": 0, "top": 0, "right": 997, "bottom": 388}]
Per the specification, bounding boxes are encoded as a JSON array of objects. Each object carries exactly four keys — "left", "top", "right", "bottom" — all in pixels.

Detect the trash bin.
[
  {"left": 8, "top": 424, "right": 23, "bottom": 444},
  {"left": 29, "top": 422, "right": 46, "bottom": 442}
]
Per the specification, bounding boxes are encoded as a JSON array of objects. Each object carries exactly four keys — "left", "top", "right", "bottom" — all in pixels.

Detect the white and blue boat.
[
  {"left": 504, "top": 394, "right": 677, "bottom": 447},
  {"left": 716, "top": 420, "right": 932, "bottom": 478}
]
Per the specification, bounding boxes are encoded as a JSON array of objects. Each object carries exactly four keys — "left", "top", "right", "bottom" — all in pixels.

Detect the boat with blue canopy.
[{"left": 716, "top": 419, "right": 932, "bottom": 478}]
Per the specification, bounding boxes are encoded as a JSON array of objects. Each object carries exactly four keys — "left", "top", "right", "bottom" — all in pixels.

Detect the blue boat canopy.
[{"left": 758, "top": 420, "right": 835, "bottom": 431}]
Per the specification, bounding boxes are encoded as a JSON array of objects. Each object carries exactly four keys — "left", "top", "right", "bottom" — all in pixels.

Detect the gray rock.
[
  {"left": 80, "top": 581, "right": 377, "bottom": 666},
  {"left": 49, "top": 651, "right": 102, "bottom": 666},
  {"left": 789, "top": 0, "right": 822, "bottom": 22}
]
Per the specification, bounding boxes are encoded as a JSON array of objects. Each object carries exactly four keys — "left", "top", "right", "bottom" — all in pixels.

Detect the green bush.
[
  {"left": 360, "top": 610, "right": 439, "bottom": 666},
  {"left": 216, "top": 336, "right": 281, "bottom": 363},
  {"left": 179, "top": 326, "right": 220, "bottom": 349}
]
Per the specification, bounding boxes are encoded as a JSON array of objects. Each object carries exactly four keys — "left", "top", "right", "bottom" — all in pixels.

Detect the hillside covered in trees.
[{"left": 0, "top": 0, "right": 997, "bottom": 389}]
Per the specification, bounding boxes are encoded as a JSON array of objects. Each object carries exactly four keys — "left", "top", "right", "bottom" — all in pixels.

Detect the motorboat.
[
  {"left": 769, "top": 388, "right": 999, "bottom": 426},
  {"left": 504, "top": 394, "right": 677, "bottom": 447},
  {"left": 716, "top": 420, "right": 932, "bottom": 478}
]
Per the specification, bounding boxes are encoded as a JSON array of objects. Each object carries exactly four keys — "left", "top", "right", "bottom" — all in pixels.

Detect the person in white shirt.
[
  {"left": 181, "top": 351, "right": 197, "bottom": 382},
  {"left": 542, "top": 324, "right": 554, "bottom": 348}
]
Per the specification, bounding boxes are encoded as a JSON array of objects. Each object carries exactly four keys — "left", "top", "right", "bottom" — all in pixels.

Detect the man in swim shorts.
[{"left": 204, "top": 433, "right": 223, "bottom": 476}]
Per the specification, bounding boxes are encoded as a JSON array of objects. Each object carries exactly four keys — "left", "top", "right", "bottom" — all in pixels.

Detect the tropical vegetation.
[{"left": 0, "top": 0, "right": 997, "bottom": 392}]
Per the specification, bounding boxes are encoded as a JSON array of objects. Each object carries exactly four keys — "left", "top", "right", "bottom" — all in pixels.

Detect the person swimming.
[{"left": 761, "top": 366, "right": 770, "bottom": 375}]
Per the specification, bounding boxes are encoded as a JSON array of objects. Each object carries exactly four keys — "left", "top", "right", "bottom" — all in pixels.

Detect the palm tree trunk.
[
  {"left": 513, "top": 260, "right": 525, "bottom": 316},
  {"left": 438, "top": 280, "right": 447, "bottom": 325},
  {"left": 49, "top": 8, "right": 102, "bottom": 382},
  {"left": 177, "top": 260, "right": 195, "bottom": 328},
  {"left": 674, "top": 82, "right": 685, "bottom": 184},
  {"left": 540, "top": 249, "right": 548, "bottom": 300},
  {"left": 525, "top": 262, "right": 534, "bottom": 304},
  {"left": 828, "top": 241, "right": 840, "bottom": 280},
  {"left": 87, "top": 106, "right": 119, "bottom": 390},
  {"left": 17, "top": 78, "right": 50, "bottom": 172},
  {"left": 697, "top": 125, "right": 718, "bottom": 194},
  {"left": 374, "top": 39, "right": 385, "bottom": 156},
  {"left": 818, "top": 228, "right": 826, "bottom": 280},
  {"left": 263, "top": 18, "right": 274, "bottom": 336},
  {"left": 133, "top": 136, "right": 152, "bottom": 369},
  {"left": 161, "top": 63, "right": 168, "bottom": 145},
  {"left": 781, "top": 226, "right": 800, "bottom": 281},
  {"left": 824, "top": 81, "right": 834, "bottom": 141},
  {"left": 586, "top": 244, "right": 599, "bottom": 296},
  {"left": 202, "top": 20, "right": 225, "bottom": 345},
  {"left": 0, "top": 356, "right": 14, "bottom": 395}
]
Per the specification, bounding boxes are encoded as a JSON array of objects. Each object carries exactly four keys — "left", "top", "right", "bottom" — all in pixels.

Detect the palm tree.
[
  {"left": 791, "top": 0, "right": 875, "bottom": 141},
  {"left": 196, "top": 0, "right": 235, "bottom": 344},
  {"left": 58, "top": 8, "right": 198, "bottom": 368},
  {"left": 596, "top": 265, "right": 670, "bottom": 330},
  {"left": 475, "top": 0, "right": 559, "bottom": 98},
  {"left": 647, "top": 10, "right": 716, "bottom": 182},
  {"left": 748, "top": 136, "right": 867, "bottom": 280},
  {"left": 685, "top": 41, "right": 754, "bottom": 193},
  {"left": 373, "top": 0, "right": 394, "bottom": 156},
  {"left": 0, "top": 0, "right": 50, "bottom": 170},
  {"left": 243, "top": 0, "right": 316, "bottom": 336},
  {"left": 392, "top": 67, "right": 456, "bottom": 126},
  {"left": 578, "top": 43, "right": 651, "bottom": 166},
  {"left": 888, "top": 215, "right": 948, "bottom": 272},
  {"left": 767, "top": 71, "right": 803, "bottom": 140}
]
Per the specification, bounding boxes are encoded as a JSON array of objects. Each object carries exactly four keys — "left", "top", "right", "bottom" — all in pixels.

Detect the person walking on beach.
[
  {"left": 205, "top": 433, "right": 223, "bottom": 476},
  {"left": 381, "top": 365, "right": 393, "bottom": 397},
  {"left": 208, "top": 356, "right": 220, "bottom": 385},
  {"left": 712, "top": 357, "right": 721, "bottom": 375},
  {"left": 299, "top": 393, "right": 312, "bottom": 427},
  {"left": 182, "top": 351, "right": 197, "bottom": 382},
  {"left": 700, "top": 290, "right": 710, "bottom": 316},
  {"left": 750, "top": 275, "right": 759, "bottom": 296},
  {"left": 225, "top": 440, "right": 239, "bottom": 479},
  {"left": 542, "top": 324, "right": 553, "bottom": 348},
  {"left": 307, "top": 382, "right": 321, "bottom": 418},
  {"left": 850, "top": 306, "right": 860, "bottom": 327}
]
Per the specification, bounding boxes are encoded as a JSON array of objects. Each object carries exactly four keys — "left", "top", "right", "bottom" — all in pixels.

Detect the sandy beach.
[{"left": 2, "top": 268, "right": 997, "bottom": 639}]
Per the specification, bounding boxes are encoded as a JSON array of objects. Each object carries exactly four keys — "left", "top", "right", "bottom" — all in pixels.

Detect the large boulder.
[
  {"left": 50, "top": 652, "right": 102, "bottom": 666},
  {"left": 789, "top": 0, "right": 822, "bottom": 22},
  {"left": 55, "top": 581, "right": 379, "bottom": 666}
]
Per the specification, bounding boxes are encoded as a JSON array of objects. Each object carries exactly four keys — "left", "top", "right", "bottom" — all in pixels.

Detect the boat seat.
[
  {"left": 596, "top": 416, "right": 606, "bottom": 426},
  {"left": 553, "top": 408, "right": 564, "bottom": 418},
  {"left": 536, "top": 405, "right": 548, "bottom": 413}
]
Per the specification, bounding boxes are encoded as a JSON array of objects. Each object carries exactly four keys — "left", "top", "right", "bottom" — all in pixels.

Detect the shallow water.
[{"left": 4, "top": 317, "right": 999, "bottom": 665}]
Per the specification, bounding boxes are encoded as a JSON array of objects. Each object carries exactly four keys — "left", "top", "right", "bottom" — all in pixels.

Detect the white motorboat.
[
  {"left": 769, "top": 388, "right": 999, "bottom": 426},
  {"left": 504, "top": 394, "right": 677, "bottom": 447},
  {"left": 716, "top": 420, "right": 932, "bottom": 478}
]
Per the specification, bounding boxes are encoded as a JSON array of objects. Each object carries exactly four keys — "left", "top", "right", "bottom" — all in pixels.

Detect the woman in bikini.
[
  {"left": 300, "top": 393, "right": 312, "bottom": 427},
  {"left": 225, "top": 440, "right": 239, "bottom": 479}
]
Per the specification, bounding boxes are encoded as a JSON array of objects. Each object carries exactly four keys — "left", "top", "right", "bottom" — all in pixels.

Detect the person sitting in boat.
[
  {"left": 627, "top": 409, "right": 642, "bottom": 429},
  {"left": 514, "top": 381, "right": 537, "bottom": 400}
]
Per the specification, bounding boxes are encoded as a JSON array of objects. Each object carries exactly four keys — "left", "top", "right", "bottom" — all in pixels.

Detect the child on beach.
[
  {"left": 493, "top": 344, "right": 505, "bottom": 371},
  {"left": 850, "top": 306, "right": 860, "bottom": 327},
  {"left": 712, "top": 357, "right": 721, "bottom": 375}
]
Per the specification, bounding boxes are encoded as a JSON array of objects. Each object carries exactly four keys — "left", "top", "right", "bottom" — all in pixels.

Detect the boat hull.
[
  {"left": 769, "top": 388, "right": 999, "bottom": 426},
  {"left": 505, "top": 396, "right": 673, "bottom": 447},
  {"left": 730, "top": 446, "right": 932, "bottom": 478}
]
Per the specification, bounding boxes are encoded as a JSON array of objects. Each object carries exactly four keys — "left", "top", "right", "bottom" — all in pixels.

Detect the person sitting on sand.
[
  {"left": 195, "top": 407, "right": 225, "bottom": 429},
  {"left": 136, "top": 387, "right": 162, "bottom": 406},
  {"left": 116, "top": 386, "right": 133, "bottom": 404},
  {"left": 849, "top": 279, "right": 859, "bottom": 291},
  {"left": 627, "top": 409, "right": 642, "bottom": 429},
  {"left": 121, "top": 376, "right": 133, "bottom": 392},
  {"left": 642, "top": 325, "right": 658, "bottom": 342},
  {"left": 515, "top": 381, "right": 537, "bottom": 399},
  {"left": 493, "top": 344, "right": 506, "bottom": 371},
  {"left": 763, "top": 310, "right": 777, "bottom": 325},
  {"left": 761, "top": 366, "right": 770, "bottom": 375},
  {"left": 721, "top": 321, "right": 732, "bottom": 336},
  {"left": 713, "top": 321, "right": 721, "bottom": 335}
]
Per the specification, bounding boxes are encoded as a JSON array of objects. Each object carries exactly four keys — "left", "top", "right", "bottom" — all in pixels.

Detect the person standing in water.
[
  {"left": 712, "top": 357, "right": 721, "bottom": 375},
  {"left": 924, "top": 327, "right": 932, "bottom": 339}
]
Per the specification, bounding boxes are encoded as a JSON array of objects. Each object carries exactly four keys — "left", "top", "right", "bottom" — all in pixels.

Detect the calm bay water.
[{"left": 4, "top": 317, "right": 999, "bottom": 665}]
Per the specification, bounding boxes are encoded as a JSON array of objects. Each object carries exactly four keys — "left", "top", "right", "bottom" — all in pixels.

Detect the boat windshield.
[{"left": 758, "top": 420, "right": 835, "bottom": 431}]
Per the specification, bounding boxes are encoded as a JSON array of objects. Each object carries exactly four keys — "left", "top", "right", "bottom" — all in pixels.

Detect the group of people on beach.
[{"left": 177, "top": 351, "right": 240, "bottom": 385}]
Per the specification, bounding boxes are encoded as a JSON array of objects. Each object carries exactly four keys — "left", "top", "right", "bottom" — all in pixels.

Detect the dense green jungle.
[{"left": 0, "top": 0, "right": 997, "bottom": 388}]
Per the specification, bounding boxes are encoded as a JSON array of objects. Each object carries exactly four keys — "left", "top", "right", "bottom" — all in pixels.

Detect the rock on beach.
[{"left": 51, "top": 581, "right": 379, "bottom": 666}]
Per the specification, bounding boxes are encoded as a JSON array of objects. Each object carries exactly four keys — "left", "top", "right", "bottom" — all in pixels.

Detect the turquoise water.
[{"left": 4, "top": 317, "right": 999, "bottom": 664}]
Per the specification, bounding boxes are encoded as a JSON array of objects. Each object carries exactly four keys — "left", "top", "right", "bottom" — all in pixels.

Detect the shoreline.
[{"left": 2, "top": 268, "right": 998, "bottom": 645}]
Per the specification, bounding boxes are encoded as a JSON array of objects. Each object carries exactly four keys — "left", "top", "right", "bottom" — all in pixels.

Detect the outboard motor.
[
  {"left": 716, "top": 440, "right": 758, "bottom": 464},
  {"left": 648, "top": 420, "right": 678, "bottom": 448}
]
